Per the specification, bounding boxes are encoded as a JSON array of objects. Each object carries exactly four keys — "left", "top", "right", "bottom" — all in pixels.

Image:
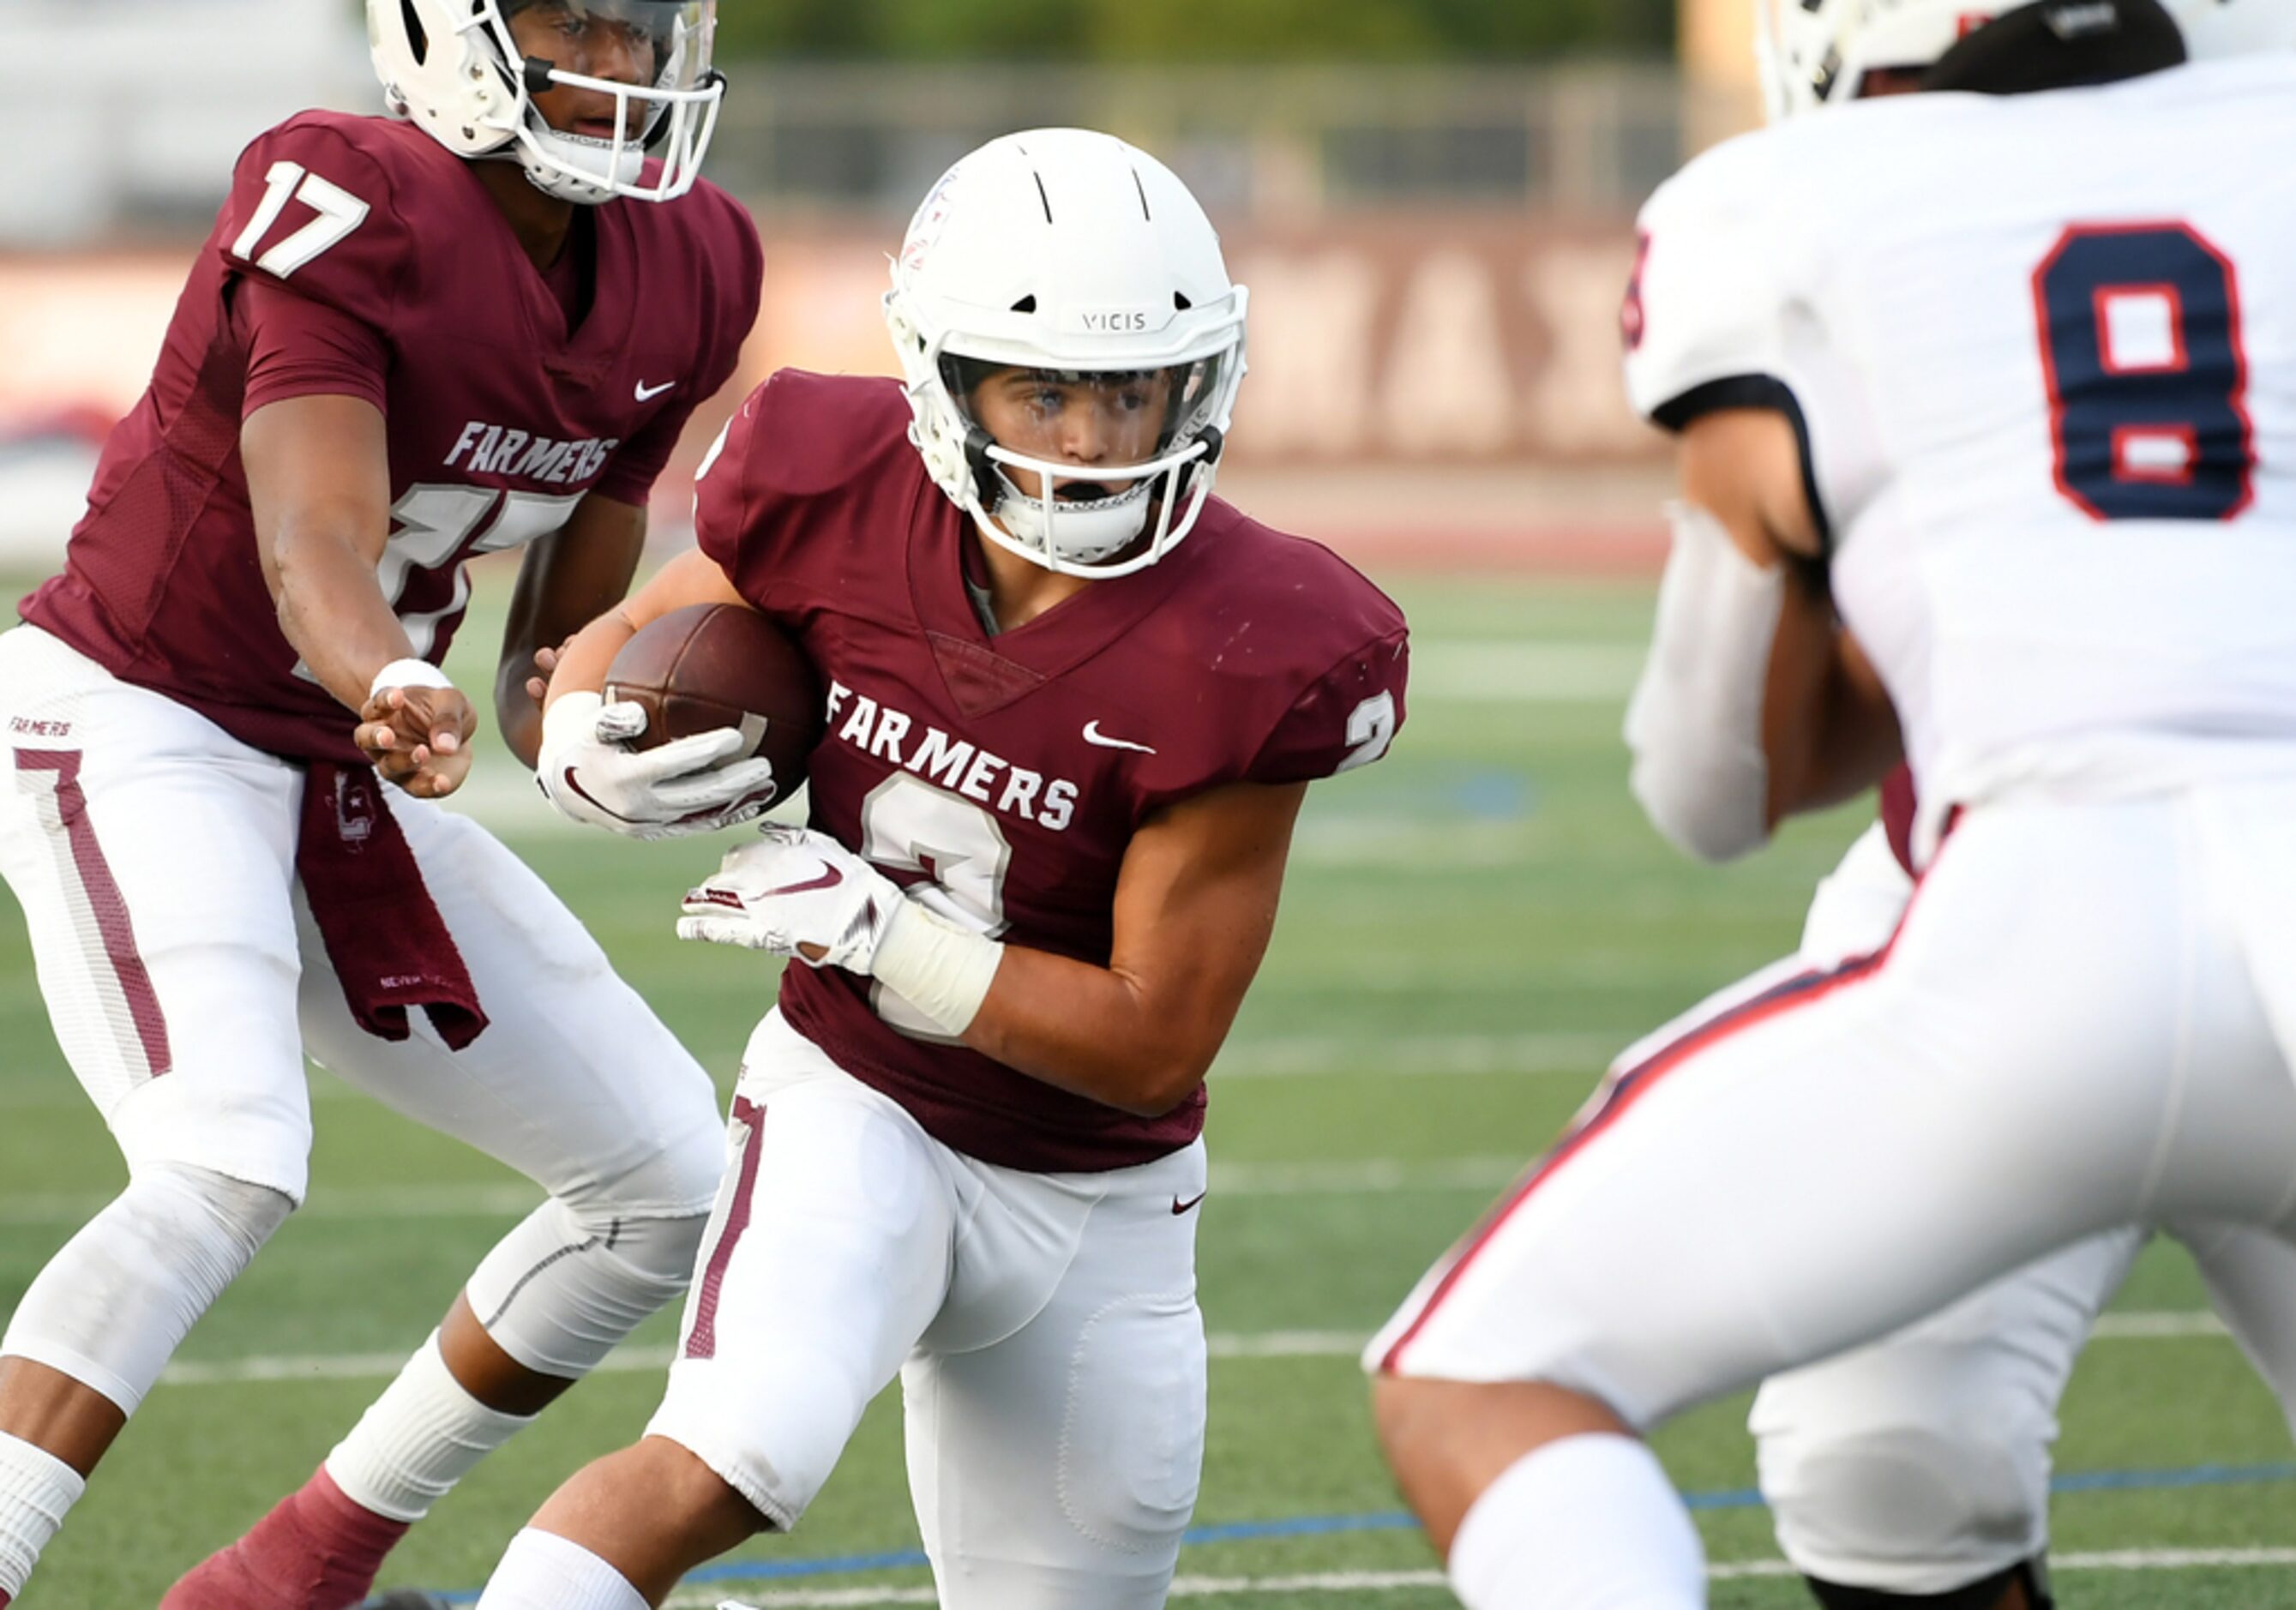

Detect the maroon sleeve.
[
  {"left": 1247, "top": 626, "right": 1411, "bottom": 784},
  {"left": 594, "top": 195, "right": 763, "bottom": 507},
  {"left": 240, "top": 277, "right": 389, "bottom": 418},
  {"left": 217, "top": 119, "right": 412, "bottom": 337}
]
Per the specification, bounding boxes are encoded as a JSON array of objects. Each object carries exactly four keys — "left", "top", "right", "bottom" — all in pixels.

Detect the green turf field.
[{"left": 2, "top": 574, "right": 2290, "bottom": 1608}]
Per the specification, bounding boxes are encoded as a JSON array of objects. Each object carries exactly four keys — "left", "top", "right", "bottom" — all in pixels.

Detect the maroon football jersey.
[
  {"left": 699, "top": 372, "right": 1410, "bottom": 1172},
  {"left": 22, "top": 111, "right": 761, "bottom": 764}
]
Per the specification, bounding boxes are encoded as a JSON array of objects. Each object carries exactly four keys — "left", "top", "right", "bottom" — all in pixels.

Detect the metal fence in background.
[
  {"left": 3, "top": 31, "right": 1724, "bottom": 249},
  {"left": 708, "top": 63, "right": 1713, "bottom": 224}
]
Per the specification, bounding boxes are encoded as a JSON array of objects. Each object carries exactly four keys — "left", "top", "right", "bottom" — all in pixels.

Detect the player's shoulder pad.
[
  {"left": 1202, "top": 511, "right": 1406, "bottom": 664},
  {"left": 693, "top": 370, "right": 918, "bottom": 576},
  {"left": 1625, "top": 120, "right": 1823, "bottom": 433},
  {"left": 218, "top": 112, "right": 443, "bottom": 327},
  {"left": 1185, "top": 510, "right": 1411, "bottom": 784},
  {"left": 742, "top": 369, "right": 915, "bottom": 499},
  {"left": 632, "top": 174, "right": 765, "bottom": 331}
]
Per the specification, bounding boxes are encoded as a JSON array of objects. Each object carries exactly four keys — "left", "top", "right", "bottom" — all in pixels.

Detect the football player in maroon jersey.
[
  {"left": 438, "top": 129, "right": 1410, "bottom": 1610},
  {"left": 0, "top": 5, "right": 766, "bottom": 1607}
]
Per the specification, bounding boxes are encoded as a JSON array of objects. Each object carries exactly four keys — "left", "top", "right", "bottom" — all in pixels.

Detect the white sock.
[
  {"left": 1448, "top": 1433, "right": 1705, "bottom": 1610},
  {"left": 324, "top": 1331, "right": 538, "bottom": 1523},
  {"left": 0, "top": 1431, "right": 87, "bottom": 1598},
  {"left": 477, "top": 1528, "right": 651, "bottom": 1610}
]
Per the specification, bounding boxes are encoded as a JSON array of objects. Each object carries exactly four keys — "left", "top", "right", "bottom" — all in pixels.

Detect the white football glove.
[
  {"left": 677, "top": 825, "right": 905, "bottom": 970},
  {"left": 536, "top": 691, "right": 777, "bottom": 841}
]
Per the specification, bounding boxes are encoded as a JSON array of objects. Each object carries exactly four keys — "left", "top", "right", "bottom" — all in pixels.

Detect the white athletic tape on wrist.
[
  {"left": 370, "top": 658, "right": 457, "bottom": 699},
  {"left": 542, "top": 689, "right": 606, "bottom": 754},
  {"left": 1623, "top": 500, "right": 1785, "bottom": 863},
  {"left": 871, "top": 898, "right": 1003, "bottom": 1036}
]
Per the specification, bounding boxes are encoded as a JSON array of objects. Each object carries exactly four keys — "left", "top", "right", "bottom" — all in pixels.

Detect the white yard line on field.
[
  {"left": 2090, "top": 1310, "right": 2232, "bottom": 1340},
  {"left": 0, "top": 1027, "right": 1620, "bottom": 1123},
  {"left": 666, "top": 1550, "right": 2296, "bottom": 1607},
  {"left": 0, "top": 1156, "right": 1533, "bottom": 1231},
  {"left": 153, "top": 1310, "right": 2235, "bottom": 1391}
]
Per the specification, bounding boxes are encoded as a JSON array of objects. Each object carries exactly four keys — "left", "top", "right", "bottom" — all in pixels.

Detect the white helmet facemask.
[
  {"left": 884, "top": 129, "right": 1250, "bottom": 580},
  {"left": 369, "top": 0, "right": 724, "bottom": 205}
]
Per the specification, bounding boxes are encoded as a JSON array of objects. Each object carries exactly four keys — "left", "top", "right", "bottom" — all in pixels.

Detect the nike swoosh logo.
[
  {"left": 1171, "top": 1191, "right": 1207, "bottom": 1215},
  {"left": 562, "top": 767, "right": 641, "bottom": 825},
  {"left": 757, "top": 862, "right": 844, "bottom": 899},
  {"left": 635, "top": 379, "right": 677, "bottom": 402},
  {"left": 1084, "top": 720, "right": 1157, "bottom": 754}
]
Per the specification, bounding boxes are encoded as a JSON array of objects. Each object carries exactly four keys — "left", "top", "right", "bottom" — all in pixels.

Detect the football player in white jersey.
[
  {"left": 1365, "top": 3, "right": 2296, "bottom": 1606},
  {"left": 1678, "top": 9, "right": 2296, "bottom": 1609}
]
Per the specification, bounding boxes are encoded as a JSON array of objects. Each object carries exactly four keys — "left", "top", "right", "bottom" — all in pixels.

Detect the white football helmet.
[
  {"left": 368, "top": 0, "right": 724, "bottom": 204},
  {"left": 1757, "top": 0, "right": 2291, "bottom": 119},
  {"left": 883, "top": 129, "right": 1249, "bottom": 580}
]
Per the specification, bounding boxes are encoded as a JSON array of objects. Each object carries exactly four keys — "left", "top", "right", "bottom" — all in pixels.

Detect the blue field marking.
[
  {"left": 422, "top": 1459, "right": 2296, "bottom": 1603},
  {"left": 2053, "top": 1460, "right": 2296, "bottom": 1494}
]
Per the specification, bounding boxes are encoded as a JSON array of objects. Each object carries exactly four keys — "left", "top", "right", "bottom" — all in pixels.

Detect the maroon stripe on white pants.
[
  {"left": 684, "top": 1096, "right": 765, "bottom": 1361},
  {"left": 12, "top": 748, "right": 172, "bottom": 1081}
]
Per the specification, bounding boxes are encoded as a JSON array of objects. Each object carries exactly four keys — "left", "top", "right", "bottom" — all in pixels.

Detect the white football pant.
[
  {"left": 0, "top": 626, "right": 723, "bottom": 1344},
  {"left": 1372, "top": 790, "right": 2296, "bottom": 1535},
  {"left": 648, "top": 1010, "right": 1207, "bottom": 1610},
  {"left": 1738, "top": 825, "right": 2296, "bottom": 1595}
]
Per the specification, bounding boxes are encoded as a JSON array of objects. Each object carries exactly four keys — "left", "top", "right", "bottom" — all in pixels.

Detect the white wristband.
[
  {"left": 872, "top": 898, "right": 1004, "bottom": 1036},
  {"left": 370, "top": 658, "right": 457, "bottom": 700},
  {"left": 541, "top": 689, "right": 605, "bottom": 756}
]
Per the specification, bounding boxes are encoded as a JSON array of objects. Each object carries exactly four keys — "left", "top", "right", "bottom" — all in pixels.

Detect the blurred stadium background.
[
  {"left": 0, "top": 0, "right": 1784, "bottom": 570},
  {"left": 6, "top": 3, "right": 2293, "bottom": 1607}
]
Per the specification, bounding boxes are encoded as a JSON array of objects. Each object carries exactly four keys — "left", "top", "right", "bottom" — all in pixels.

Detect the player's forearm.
[
  {"left": 958, "top": 946, "right": 1224, "bottom": 1118},
  {"left": 543, "top": 609, "right": 641, "bottom": 710},
  {"left": 1764, "top": 630, "right": 1902, "bottom": 824},
  {"left": 495, "top": 657, "right": 546, "bottom": 770},
  {"left": 269, "top": 525, "right": 426, "bottom": 714},
  {"left": 1791, "top": 651, "right": 1904, "bottom": 818}
]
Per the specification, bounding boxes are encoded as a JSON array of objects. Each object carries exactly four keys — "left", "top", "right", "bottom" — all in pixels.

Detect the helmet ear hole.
[{"left": 400, "top": 0, "right": 429, "bottom": 63}]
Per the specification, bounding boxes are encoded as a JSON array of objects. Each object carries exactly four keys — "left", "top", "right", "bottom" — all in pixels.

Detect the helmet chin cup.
[
  {"left": 989, "top": 475, "right": 1155, "bottom": 566},
  {"left": 968, "top": 432, "right": 1218, "bottom": 579},
  {"left": 515, "top": 129, "right": 646, "bottom": 203}
]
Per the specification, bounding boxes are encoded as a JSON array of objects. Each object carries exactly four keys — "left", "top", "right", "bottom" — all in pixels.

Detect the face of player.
[
  {"left": 967, "top": 368, "right": 1177, "bottom": 504},
  {"left": 504, "top": 1, "right": 662, "bottom": 141}
]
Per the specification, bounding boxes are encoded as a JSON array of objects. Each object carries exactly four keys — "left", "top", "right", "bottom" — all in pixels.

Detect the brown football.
[{"left": 604, "top": 603, "right": 825, "bottom": 796}]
